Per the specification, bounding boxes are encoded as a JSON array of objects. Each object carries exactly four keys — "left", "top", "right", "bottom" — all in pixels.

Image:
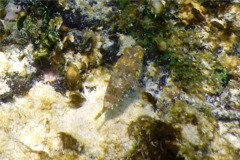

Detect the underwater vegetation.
[
  {"left": 0, "top": 0, "right": 239, "bottom": 159},
  {"left": 109, "top": 1, "right": 239, "bottom": 159},
  {"left": 15, "top": 1, "right": 61, "bottom": 50},
  {"left": 67, "top": 91, "right": 86, "bottom": 108},
  {"left": 65, "top": 64, "right": 82, "bottom": 90},
  {"left": 58, "top": 132, "right": 84, "bottom": 154},
  {"left": 112, "top": 0, "right": 232, "bottom": 99},
  {"left": 112, "top": 0, "right": 172, "bottom": 52},
  {"left": 164, "top": 100, "right": 239, "bottom": 159},
  {"left": 0, "top": 0, "right": 104, "bottom": 97},
  {"left": 1, "top": 0, "right": 236, "bottom": 93},
  {"left": 126, "top": 115, "right": 184, "bottom": 160},
  {"left": 126, "top": 100, "right": 238, "bottom": 160},
  {"left": 11, "top": 0, "right": 99, "bottom": 62}
]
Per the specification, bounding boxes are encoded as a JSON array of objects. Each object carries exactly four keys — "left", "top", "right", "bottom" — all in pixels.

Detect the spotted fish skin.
[{"left": 95, "top": 46, "right": 144, "bottom": 119}]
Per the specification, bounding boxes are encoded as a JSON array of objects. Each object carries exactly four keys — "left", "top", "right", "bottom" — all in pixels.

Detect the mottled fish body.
[{"left": 95, "top": 46, "right": 144, "bottom": 119}]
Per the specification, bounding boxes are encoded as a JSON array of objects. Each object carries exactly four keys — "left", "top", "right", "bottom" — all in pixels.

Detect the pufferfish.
[{"left": 95, "top": 46, "right": 144, "bottom": 120}]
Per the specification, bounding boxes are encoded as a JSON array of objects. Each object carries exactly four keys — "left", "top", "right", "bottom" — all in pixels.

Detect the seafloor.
[{"left": 0, "top": 0, "right": 240, "bottom": 159}]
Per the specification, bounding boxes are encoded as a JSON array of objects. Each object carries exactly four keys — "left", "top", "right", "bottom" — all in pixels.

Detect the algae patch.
[{"left": 126, "top": 115, "right": 184, "bottom": 160}]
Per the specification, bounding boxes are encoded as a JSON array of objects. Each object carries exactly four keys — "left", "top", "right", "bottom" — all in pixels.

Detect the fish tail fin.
[{"left": 94, "top": 107, "right": 107, "bottom": 120}]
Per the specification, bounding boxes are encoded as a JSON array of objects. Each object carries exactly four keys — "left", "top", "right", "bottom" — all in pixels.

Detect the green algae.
[
  {"left": 0, "top": 0, "right": 7, "bottom": 19},
  {"left": 113, "top": 0, "right": 166, "bottom": 50},
  {"left": 6, "top": 0, "right": 235, "bottom": 99},
  {"left": 14, "top": 1, "right": 90, "bottom": 62},
  {"left": 11, "top": 0, "right": 101, "bottom": 92},
  {"left": 160, "top": 50, "right": 231, "bottom": 98},
  {"left": 112, "top": 1, "right": 232, "bottom": 98},
  {"left": 115, "top": 0, "right": 131, "bottom": 10},
  {"left": 159, "top": 100, "right": 239, "bottom": 160},
  {"left": 18, "top": 10, "right": 62, "bottom": 60}
]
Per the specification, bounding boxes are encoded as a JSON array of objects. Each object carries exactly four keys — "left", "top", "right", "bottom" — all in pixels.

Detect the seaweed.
[
  {"left": 112, "top": 0, "right": 172, "bottom": 51},
  {"left": 126, "top": 115, "right": 184, "bottom": 160},
  {"left": 65, "top": 64, "right": 82, "bottom": 90},
  {"left": 14, "top": 0, "right": 96, "bottom": 63},
  {"left": 142, "top": 92, "right": 158, "bottom": 112},
  {"left": 13, "top": 0, "right": 63, "bottom": 65},
  {"left": 162, "top": 100, "right": 239, "bottom": 159},
  {"left": 67, "top": 91, "right": 86, "bottom": 108},
  {"left": 159, "top": 27, "right": 232, "bottom": 98},
  {"left": 59, "top": 132, "right": 84, "bottom": 154},
  {"left": 9, "top": 0, "right": 102, "bottom": 93},
  {"left": 1, "top": 72, "right": 36, "bottom": 102},
  {"left": 111, "top": 0, "right": 233, "bottom": 98}
]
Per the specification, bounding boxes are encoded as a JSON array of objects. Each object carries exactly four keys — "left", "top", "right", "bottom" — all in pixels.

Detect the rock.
[
  {"left": 4, "top": 3, "right": 21, "bottom": 21},
  {"left": 210, "top": 18, "right": 226, "bottom": 30},
  {"left": 148, "top": 0, "right": 165, "bottom": 16}
]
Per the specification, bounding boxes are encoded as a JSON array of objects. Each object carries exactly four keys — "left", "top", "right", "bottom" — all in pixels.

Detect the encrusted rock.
[{"left": 178, "top": 1, "right": 206, "bottom": 25}]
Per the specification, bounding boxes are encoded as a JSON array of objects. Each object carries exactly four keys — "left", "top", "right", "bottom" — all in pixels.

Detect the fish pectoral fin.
[{"left": 94, "top": 107, "right": 107, "bottom": 120}]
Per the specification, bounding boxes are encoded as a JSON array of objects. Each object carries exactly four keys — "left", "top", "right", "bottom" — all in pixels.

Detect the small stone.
[
  {"left": 4, "top": 3, "right": 21, "bottom": 21},
  {"left": 210, "top": 18, "right": 226, "bottom": 30},
  {"left": 224, "top": 13, "right": 236, "bottom": 22},
  {"left": 158, "top": 41, "right": 167, "bottom": 51},
  {"left": 148, "top": 0, "right": 165, "bottom": 15}
]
